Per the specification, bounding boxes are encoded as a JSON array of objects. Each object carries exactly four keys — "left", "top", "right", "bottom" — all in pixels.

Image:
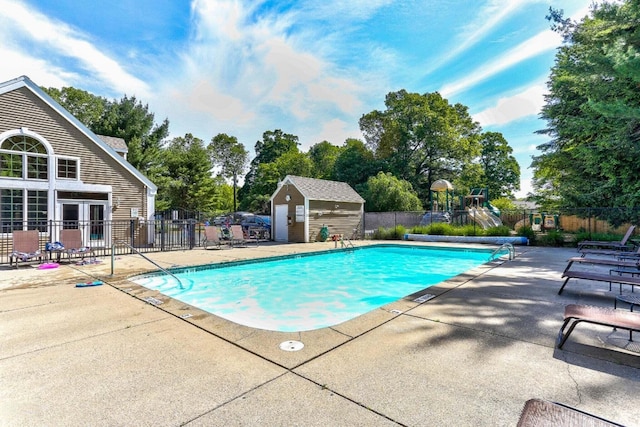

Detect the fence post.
[{"left": 129, "top": 220, "right": 135, "bottom": 253}]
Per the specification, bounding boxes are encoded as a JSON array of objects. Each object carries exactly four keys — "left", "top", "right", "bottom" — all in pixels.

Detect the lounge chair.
[
  {"left": 557, "top": 304, "right": 640, "bottom": 348},
  {"left": 60, "top": 229, "right": 94, "bottom": 262},
  {"left": 229, "top": 224, "right": 247, "bottom": 247},
  {"left": 580, "top": 244, "right": 640, "bottom": 258},
  {"left": 203, "top": 226, "right": 224, "bottom": 249},
  {"left": 517, "top": 398, "right": 624, "bottom": 426},
  {"left": 10, "top": 230, "right": 43, "bottom": 268},
  {"left": 578, "top": 225, "right": 636, "bottom": 252},
  {"left": 559, "top": 268, "right": 640, "bottom": 294}
]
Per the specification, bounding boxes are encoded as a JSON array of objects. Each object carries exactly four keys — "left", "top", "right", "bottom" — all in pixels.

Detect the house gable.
[{"left": 0, "top": 75, "right": 155, "bottom": 193}]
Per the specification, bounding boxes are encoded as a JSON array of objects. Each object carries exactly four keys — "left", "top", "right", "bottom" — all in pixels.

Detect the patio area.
[{"left": 1, "top": 242, "right": 638, "bottom": 426}]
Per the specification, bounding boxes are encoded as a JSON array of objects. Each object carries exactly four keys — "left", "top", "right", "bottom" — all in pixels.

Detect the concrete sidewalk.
[{"left": 1, "top": 243, "right": 638, "bottom": 426}]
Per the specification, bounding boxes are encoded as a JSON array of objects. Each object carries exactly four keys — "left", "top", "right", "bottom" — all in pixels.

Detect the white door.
[
  {"left": 61, "top": 202, "right": 107, "bottom": 247},
  {"left": 275, "top": 204, "right": 288, "bottom": 242}
]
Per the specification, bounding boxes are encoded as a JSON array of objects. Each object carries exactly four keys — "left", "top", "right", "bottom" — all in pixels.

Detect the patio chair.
[
  {"left": 578, "top": 225, "right": 636, "bottom": 253},
  {"left": 60, "top": 229, "right": 94, "bottom": 262},
  {"left": 517, "top": 398, "right": 624, "bottom": 426},
  {"left": 557, "top": 304, "right": 640, "bottom": 348},
  {"left": 580, "top": 244, "right": 640, "bottom": 258},
  {"left": 229, "top": 224, "right": 247, "bottom": 247},
  {"left": 203, "top": 226, "right": 224, "bottom": 249},
  {"left": 10, "top": 230, "right": 43, "bottom": 268},
  {"left": 559, "top": 268, "right": 640, "bottom": 295}
]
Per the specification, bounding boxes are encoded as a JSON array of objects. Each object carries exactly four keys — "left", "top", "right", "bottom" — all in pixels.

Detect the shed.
[{"left": 270, "top": 175, "right": 365, "bottom": 243}]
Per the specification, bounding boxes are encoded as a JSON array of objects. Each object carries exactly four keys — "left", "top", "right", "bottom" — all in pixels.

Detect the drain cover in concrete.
[
  {"left": 279, "top": 340, "right": 304, "bottom": 351},
  {"left": 413, "top": 293, "right": 436, "bottom": 303}
]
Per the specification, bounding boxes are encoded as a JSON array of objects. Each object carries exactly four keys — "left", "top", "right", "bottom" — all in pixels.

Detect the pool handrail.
[
  {"left": 110, "top": 240, "right": 186, "bottom": 290},
  {"left": 490, "top": 243, "right": 515, "bottom": 261}
]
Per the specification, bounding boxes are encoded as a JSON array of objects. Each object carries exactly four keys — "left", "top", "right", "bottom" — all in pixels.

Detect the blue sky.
[{"left": 0, "top": 0, "right": 593, "bottom": 197}]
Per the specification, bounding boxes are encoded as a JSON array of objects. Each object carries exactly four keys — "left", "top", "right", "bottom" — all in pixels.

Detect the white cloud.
[
  {"left": 440, "top": 30, "right": 561, "bottom": 97},
  {"left": 474, "top": 84, "right": 546, "bottom": 126},
  {"left": 0, "top": 0, "right": 149, "bottom": 97},
  {"left": 424, "top": 0, "right": 535, "bottom": 75}
]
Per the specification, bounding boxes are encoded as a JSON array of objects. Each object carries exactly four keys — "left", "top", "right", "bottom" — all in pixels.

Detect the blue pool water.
[{"left": 132, "top": 245, "right": 492, "bottom": 332}]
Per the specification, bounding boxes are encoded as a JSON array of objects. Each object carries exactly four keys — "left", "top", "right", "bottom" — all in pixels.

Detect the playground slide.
[{"left": 467, "top": 207, "right": 503, "bottom": 229}]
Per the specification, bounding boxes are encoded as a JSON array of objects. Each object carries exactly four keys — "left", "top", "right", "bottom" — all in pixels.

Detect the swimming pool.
[{"left": 131, "top": 245, "right": 493, "bottom": 332}]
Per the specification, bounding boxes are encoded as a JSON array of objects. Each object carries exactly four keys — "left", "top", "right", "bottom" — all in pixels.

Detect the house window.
[
  {"left": 57, "top": 157, "right": 78, "bottom": 179},
  {"left": 0, "top": 135, "right": 48, "bottom": 180},
  {"left": 0, "top": 189, "right": 47, "bottom": 232}
]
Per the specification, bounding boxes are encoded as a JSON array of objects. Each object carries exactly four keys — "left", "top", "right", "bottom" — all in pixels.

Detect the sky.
[{"left": 0, "top": 0, "right": 595, "bottom": 198}]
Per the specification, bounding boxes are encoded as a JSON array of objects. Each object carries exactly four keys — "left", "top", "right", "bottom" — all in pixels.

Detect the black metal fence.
[
  {"left": 0, "top": 219, "right": 211, "bottom": 266},
  {"left": 3, "top": 207, "right": 639, "bottom": 265},
  {"left": 363, "top": 207, "right": 640, "bottom": 237}
]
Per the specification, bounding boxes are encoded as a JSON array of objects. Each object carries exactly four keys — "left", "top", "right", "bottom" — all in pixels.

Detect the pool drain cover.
[
  {"left": 413, "top": 293, "right": 436, "bottom": 303},
  {"left": 279, "top": 340, "right": 304, "bottom": 352}
]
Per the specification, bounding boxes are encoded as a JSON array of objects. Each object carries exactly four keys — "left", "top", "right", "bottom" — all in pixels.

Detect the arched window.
[
  {"left": 1, "top": 135, "right": 48, "bottom": 179},
  {"left": 0, "top": 134, "right": 48, "bottom": 232}
]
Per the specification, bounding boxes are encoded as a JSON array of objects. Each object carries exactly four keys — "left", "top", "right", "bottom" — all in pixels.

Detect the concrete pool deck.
[{"left": 1, "top": 241, "right": 639, "bottom": 426}]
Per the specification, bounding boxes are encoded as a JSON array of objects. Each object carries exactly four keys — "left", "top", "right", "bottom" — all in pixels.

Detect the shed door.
[{"left": 275, "top": 204, "right": 288, "bottom": 242}]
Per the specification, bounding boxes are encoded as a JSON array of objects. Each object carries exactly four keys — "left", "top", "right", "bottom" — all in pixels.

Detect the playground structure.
[
  {"left": 424, "top": 181, "right": 503, "bottom": 230},
  {"left": 464, "top": 187, "right": 502, "bottom": 229}
]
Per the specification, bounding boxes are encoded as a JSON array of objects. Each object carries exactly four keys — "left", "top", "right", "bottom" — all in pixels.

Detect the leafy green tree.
[
  {"left": 157, "top": 134, "right": 219, "bottom": 212},
  {"left": 238, "top": 129, "right": 300, "bottom": 211},
  {"left": 308, "top": 141, "right": 343, "bottom": 179},
  {"left": 363, "top": 172, "right": 423, "bottom": 212},
  {"left": 359, "top": 90, "right": 482, "bottom": 203},
  {"left": 43, "top": 86, "right": 107, "bottom": 128},
  {"left": 477, "top": 132, "right": 520, "bottom": 199},
  {"left": 208, "top": 133, "right": 249, "bottom": 212},
  {"left": 534, "top": 1, "right": 640, "bottom": 211},
  {"left": 94, "top": 95, "right": 169, "bottom": 177},
  {"left": 332, "top": 138, "right": 381, "bottom": 192},
  {"left": 43, "top": 87, "right": 169, "bottom": 180}
]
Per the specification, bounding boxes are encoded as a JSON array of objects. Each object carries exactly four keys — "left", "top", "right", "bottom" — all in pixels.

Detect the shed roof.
[{"left": 279, "top": 175, "right": 365, "bottom": 203}]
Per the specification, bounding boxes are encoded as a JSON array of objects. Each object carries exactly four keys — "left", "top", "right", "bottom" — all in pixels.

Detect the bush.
[
  {"left": 484, "top": 225, "right": 511, "bottom": 236},
  {"left": 538, "top": 230, "right": 565, "bottom": 246},
  {"left": 372, "top": 225, "right": 406, "bottom": 240},
  {"left": 517, "top": 225, "right": 536, "bottom": 245}
]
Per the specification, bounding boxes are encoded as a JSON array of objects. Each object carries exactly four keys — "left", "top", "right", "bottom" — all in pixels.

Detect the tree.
[
  {"left": 94, "top": 95, "right": 169, "bottom": 177},
  {"left": 362, "top": 172, "right": 423, "bottom": 212},
  {"left": 43, "top": 86, "right": 107, "bottom": 128},
  {"left": 534, "top": 1, "right": 640, "bottom": 211},
  {"left": 359, "top": 90, "right": 482, "bottom": 203},
  {"left": 308, "top": 141, "right": 343, "bottom": 179},
  {"left": 238, "top": 129, "right": 300, "bottom": 210},
  {"left": 208, "top": 133, "right": 249, "bottom": 212},
  {"left": 477, "top": 132, "right": 520, "bottom": 199},
  {"left": 157, "top": 134, "right": 219, "bottom": 213},
  {"left": 43, "top": 87, "right": 169, "bottom": 180},
  {"left": 332, "top": 138, "right": 381, "bottom": 192}
]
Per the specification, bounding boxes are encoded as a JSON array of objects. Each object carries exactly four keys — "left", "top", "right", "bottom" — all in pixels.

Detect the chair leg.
[{"left": 558, "top": 277, "right": 570, "bottom": 295}]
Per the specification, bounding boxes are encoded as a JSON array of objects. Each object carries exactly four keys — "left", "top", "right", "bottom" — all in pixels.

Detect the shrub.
[
  {"left": 538, "top": 230, "right": 565, "bottom": 247},
  {"left": 425, "top": 223, "right": 451, "bottom": 235},
  {"left": 484, "top": 225, "right": 511, "bottom": 236},
  {"left": 371, "top": 225, "right": 406, "bottom": 240},
  {"left": 517, "top": 225, "right": 536, "bottom": 245},
  {"left": 459, "top": 225, "right": 481, "bottom": 236}
]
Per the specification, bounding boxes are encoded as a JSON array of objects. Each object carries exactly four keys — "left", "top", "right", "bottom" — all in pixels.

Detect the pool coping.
[{"left": 112, "top": 243, "right": 509, "bottom": 369}]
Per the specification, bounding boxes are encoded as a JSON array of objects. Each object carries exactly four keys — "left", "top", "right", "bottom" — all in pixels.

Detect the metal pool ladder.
[
  {"left": 340, "top": 236, "right": 355, "bottom": 249},
  {"left": 110, "top": 240, "right": 186, "bottom": 290},
  {"left": 490, "top": 243, "right": 515, "bottom": 261}
]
